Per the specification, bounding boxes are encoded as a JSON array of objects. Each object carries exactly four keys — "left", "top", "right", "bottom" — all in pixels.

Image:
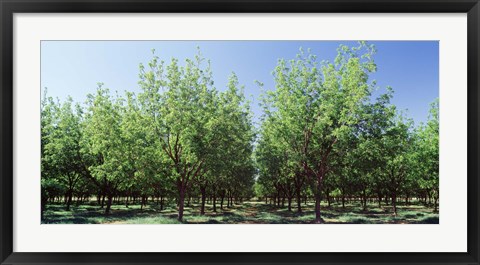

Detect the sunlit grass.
[
  {"left": 43, "top": 200, "right": 439, "bottom": 224},
  {"left": 124, "top": 216, "right": 181, "bottom": 224}
]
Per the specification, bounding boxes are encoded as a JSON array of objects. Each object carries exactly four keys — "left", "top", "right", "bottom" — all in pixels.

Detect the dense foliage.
[{"left": 41, "top": 43, "right": 439, "bottom": 223}]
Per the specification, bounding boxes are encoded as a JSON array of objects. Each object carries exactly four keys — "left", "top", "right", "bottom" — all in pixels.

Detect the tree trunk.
[
  {"left": 313, "top": 167, "right": 325, "bottom": 223},
  {"left": 226, "top": 191, "right": 230, "bottom": 207},
  {"left": 392, "top": 192, "right": 397, "bottom": 216},
  {"left": 287, "top": 196, "right": 292, "bottom": 211},
  {"left": 200, "top": 186, "right": 206, "bottom": 215},
  {"left": 66, "top": 190, "right": 73, "bottom": 211},
  {"left": 101, "top": 193, "right": 106, "bottom": 209},
  {"left": 41, "top": 197, "right": 47, "bottom": 221},
  {"left": 276, "top": 190, "right": 281, "bottom": 207},
  {"left": 296, "top": 187, "right": 302, "bottom": 213},
  {"left": 178, "top": 187, "right": 186, "bottom": 222},
  {"left": 362, "top": 189, "right": 367, "bottom": 211},
  {"left": 105, "top": 194, "right": 113, "bottom": 215},
  {"left": 314, "top": 193, "right": 322, "bottom": 223},
  {"left": 213, "top": 194, "right": 217, "bottom": 212}
]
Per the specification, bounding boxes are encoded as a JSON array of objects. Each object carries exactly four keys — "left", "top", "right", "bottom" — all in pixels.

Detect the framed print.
[{"left": 1, "top": 0, "right": 479, "bottom": 264}]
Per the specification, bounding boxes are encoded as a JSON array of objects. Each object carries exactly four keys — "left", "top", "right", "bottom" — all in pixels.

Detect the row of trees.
[
  {"left": 41, "top": 50, "right": 256, "bottom": 221},
  {"left": 255, "top": 43, "right": 439, "bottom": 223},
  {"left": 42, "top": 43, "right": 439, "bottom": 223}
]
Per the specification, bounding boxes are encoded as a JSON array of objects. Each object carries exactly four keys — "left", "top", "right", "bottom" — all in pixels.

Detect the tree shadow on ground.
[{"left": 43, "top": 201, "right": 439, "bottom": 224}]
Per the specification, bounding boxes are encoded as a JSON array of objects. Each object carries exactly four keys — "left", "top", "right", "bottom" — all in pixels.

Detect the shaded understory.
[{"left": 43, "top": 200, "right": 439, "bottom": 224}]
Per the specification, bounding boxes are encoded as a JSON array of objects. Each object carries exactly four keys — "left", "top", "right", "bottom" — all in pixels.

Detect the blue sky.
[{"left": 41, "top": 41, "right": 438, "bottom": 126}]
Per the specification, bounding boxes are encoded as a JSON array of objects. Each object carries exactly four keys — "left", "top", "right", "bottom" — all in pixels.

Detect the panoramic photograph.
[{"left": 41, "top": 41, "right": 439, "bottom": 224}]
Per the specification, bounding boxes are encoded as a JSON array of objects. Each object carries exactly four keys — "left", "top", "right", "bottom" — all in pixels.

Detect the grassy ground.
[{"left": 42, "top": 200, "right": 439, "bottom": 224}]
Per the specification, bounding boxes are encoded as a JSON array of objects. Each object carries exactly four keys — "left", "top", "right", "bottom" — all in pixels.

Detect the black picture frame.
[{"left": 1, "top": 0, "right": 479, "bottom": 264}]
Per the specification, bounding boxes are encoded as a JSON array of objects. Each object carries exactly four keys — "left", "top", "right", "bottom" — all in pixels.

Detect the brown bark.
[
  {"left": 41, "top": 197, "right": 47, "bottom": 221},
  {"left": 200, "top": 186, "right": 206, "bottom": 215},
  {"left": 66, "top": 190, "right": 73, "bottom": 211},
  {"left": 140, "top": 196, "right": 145, "bottom": 211},
  {"left": 295, "top": 185, "right": 302, "bottom": 213},
  {"left": 314, "top": 193, "right": 322, "bottom": 223},
  {"left": 220, "top": 193, "right": 225, "bottom": 210},
  {"left": 362, "top": 189, "right": 367, "bottom": 211},
  {"left": 212, "top": 194, "right": 217, "bottom": 212},
  {"left": 313, "top": 171, "right": 324, "bottom": 223},
  {"left": 101, "top": 193, "right": 106, "bottom": 209},
  {"left": 178, "top": 187, "right": 186, "bottom": 221},
  {"left": 392, "top": 193, "right": 397, "bottom": 216},
  {"left": 296, "top": 192, "right": 302, "bottom": 213},
  {"left": 105, "top": 194, "right": 113, "bottom": 215}
]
